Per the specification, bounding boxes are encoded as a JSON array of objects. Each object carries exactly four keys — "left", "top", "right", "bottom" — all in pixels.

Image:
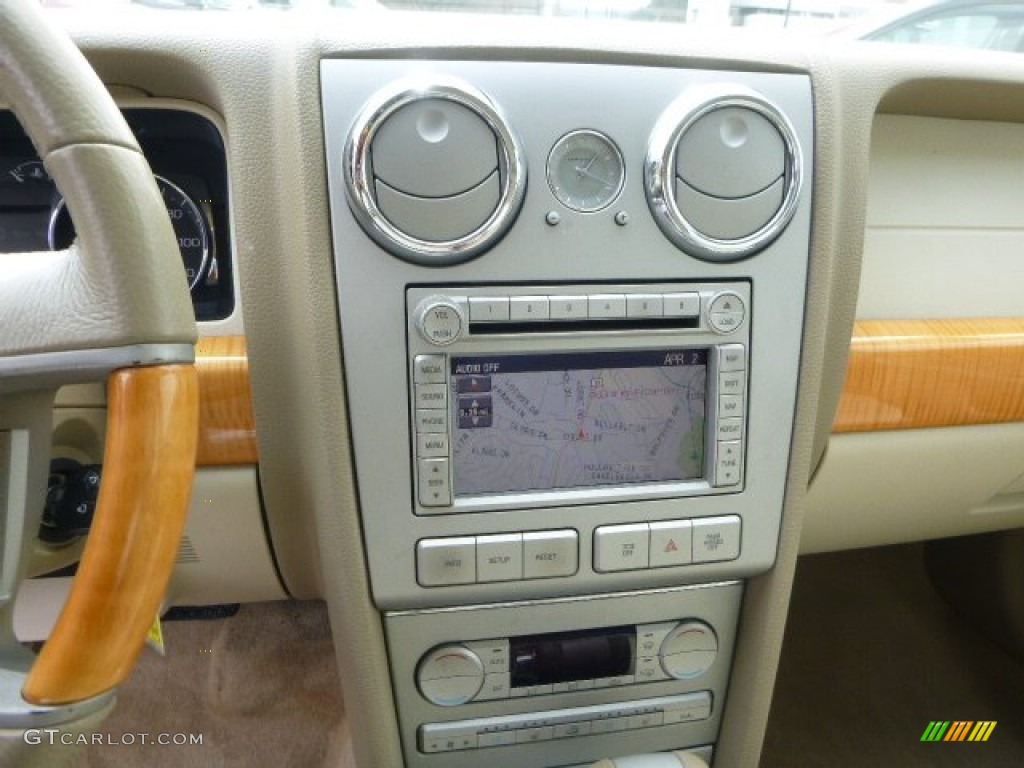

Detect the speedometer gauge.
[{"left": 48, "top": 175, "right": 211, "bottom": 292}]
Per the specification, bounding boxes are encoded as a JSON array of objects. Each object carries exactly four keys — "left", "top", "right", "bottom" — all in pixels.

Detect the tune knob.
[
  {"left": 415, "top": 296, "right": 464, "bottom": 346},
  {"left": 658, "top": 620, "right": 718, "bottom": 680},
  {"left": 416, "top": 644, "right": 485, "bottom": 706}
]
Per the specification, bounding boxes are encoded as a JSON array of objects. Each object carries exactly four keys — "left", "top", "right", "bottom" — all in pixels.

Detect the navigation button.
[
  {"left": 476, "top": 534, "right": 523, "bottom": 582},
  {"left": 469, "top": 297, "right": 510, "bottom": 322},
  {"left": 593, "top": 524, "right": 650, "bottom": 572},
  {"left": 718, "top": 344, "right": 745, "bottom": 372},
  {"left": 548, "top": 295, "right": 588, "bottom": 320},
  {"left": 418, "top": 458, "right": 452, "bottom": 507},
  {"left": 523, "top": 530, "right": 578, "bottom": 579},
  {"left": 718, "top": 394, "right": 744, "bottom": 419},
  {"left": 509, "top": 296, "right": 550, "bottom": 321},
  {"left": 415, "top": 383, "right": 448, "bottom": 410},
  {"left": 626, "top": 294, "right": 663, "bottom": 318},
  {"left": 648, "top": 520, "right": 693, "bottom": 568},
  {"left": 663, "top": 292, "right": 700, "bottom": 318},
  {"left": 414, "top": 354, "right": 446, "bottom": 384},
  {"left": 693, "top": 515, "right": 741, "bottom": 563},
  {"left": 417, "top": 433, "right": 449, "bottom": 458},
  {"left": 588, "top": 294, "right": 627, "bottom": 319},
  {"left": 416, "top": 537, "right": 476, "bottom": 586}
]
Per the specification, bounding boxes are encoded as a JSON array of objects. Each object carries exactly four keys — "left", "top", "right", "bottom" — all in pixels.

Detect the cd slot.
[{"left": 470, "top": 317, "right": 701, "bottom": 335}]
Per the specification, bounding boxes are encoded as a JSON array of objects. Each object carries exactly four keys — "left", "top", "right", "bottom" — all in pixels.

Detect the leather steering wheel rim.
[{"left": 0, "top": 1, "right": 199, "bottom": 708}]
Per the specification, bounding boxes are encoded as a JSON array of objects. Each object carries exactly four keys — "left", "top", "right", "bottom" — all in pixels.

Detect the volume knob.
[
  {"left": 415, "top": 297, "right": 464, "bottom": 346},
  {"left": 659, "top": 620, "right": 718, "bottom": 680},
  {"left": 416, "top": 644, "right": 485, "bottom": 706}
]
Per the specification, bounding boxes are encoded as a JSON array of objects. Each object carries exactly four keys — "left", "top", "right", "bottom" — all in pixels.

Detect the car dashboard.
[{"left": 5, "top": 8, "right": 1024, "bottom": 768}]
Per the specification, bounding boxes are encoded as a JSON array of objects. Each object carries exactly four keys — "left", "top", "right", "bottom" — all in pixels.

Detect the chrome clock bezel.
[{"left": 546, "top": 129, "right": 626, "bottom": 213}]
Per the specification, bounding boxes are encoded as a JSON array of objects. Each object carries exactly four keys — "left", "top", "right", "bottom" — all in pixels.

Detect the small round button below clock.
[
  {"left": 417, "top": 645, "right": 485, "bottom": 706},
  {"left": 416, "top": 297, "right": 464, "bottom": 346},
  {"left": 659, "top": 620, "right": 719, "bottom": 680}
]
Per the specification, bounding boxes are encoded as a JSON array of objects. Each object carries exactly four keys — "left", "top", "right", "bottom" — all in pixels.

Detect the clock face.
[{"left": 546, "top": 130, "right": 625, "bottom": 213}]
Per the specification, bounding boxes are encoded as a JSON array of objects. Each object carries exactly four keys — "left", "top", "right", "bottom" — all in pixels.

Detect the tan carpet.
[
  {"left": 75, "top": 600, "right": 354, "bottom": 768},
  {"left": 761, "top": 543, "right": 1024, "bottom": 767}
]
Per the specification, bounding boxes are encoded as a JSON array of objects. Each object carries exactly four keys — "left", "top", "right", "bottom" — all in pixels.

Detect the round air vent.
[
  {"left": 645, "top": 85, "right": 803, "bottom": 262},
  {"left": 344, "top": 77, "right": 526, "bottom": 266}
]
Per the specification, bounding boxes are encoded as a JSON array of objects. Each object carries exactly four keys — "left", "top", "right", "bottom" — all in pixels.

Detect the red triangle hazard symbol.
[{"left": 664, "top": 539, "right": 678, "bottom": 553}]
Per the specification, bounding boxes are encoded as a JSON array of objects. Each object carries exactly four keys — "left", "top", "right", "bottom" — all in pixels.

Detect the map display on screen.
[{"left": 450, "top": 350, "right": 707, "bottom": 496}]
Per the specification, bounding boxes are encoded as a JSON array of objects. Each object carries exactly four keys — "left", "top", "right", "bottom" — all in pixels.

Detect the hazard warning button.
[{"left": 649, "top": 520, "right": 694, "bottom": 568}]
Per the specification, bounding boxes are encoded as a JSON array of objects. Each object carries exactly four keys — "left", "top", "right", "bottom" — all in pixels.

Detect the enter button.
[
  {"left": 692, "top": 516, "right": 741, "bottom": 563},
  {"left": 523, "top": 530, "right": 578, "bottom": 579}
]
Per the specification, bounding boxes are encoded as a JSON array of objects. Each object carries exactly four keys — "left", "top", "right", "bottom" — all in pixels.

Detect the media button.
[{"left": 413, "top": 354, "right": 447, "bottom": 384}]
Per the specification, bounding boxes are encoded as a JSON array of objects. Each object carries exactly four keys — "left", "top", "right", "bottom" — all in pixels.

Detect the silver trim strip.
[
  {"left": 343, "top": 76, "right": 527, "bottom": 266},
  {"left": 645, "top": 84, "right": 804, "bottom": 262},
  {"left": 0, "top": 664, "right": 115, "bottom": 729},
  {"left": 0, "top": 343, "right": 195, "bottom": 393}
]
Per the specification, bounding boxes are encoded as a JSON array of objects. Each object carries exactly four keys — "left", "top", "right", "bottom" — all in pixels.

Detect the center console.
[{"left": 322, "top": 59, "right": 812, "bottom": 767}]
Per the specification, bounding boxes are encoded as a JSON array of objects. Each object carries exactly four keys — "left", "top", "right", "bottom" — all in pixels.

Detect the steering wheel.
[{"left": 0, "top": 0, "right": 198, "bottom": 727}]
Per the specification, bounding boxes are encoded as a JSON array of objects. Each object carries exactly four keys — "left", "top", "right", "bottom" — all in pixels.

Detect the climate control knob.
[
  {"left": 659, "top": 620, "right": 718, "bottom": 680},
  {"left": 416, "top": 644, "right": 485, "bottom": 706},
  {"left": 415, "top": 297, "right": 464, "bottom": 346}
]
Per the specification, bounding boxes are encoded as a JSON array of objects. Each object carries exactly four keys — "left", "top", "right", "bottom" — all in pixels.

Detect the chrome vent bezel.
[
  {"left": 644, "top": 85, "right": 803, "bottom": 262},
  {"left": 343, "top": 77, "right": 526, "bottom": 266}
]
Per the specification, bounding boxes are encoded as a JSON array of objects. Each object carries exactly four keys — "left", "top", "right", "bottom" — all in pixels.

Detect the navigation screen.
[{"left": 450, "top": 349, "right": 707, "bottom": 496}]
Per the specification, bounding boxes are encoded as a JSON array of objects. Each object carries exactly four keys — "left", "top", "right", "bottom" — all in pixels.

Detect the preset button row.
[{"left": 466, "top": 292, "right": 701, "bottom": 323}]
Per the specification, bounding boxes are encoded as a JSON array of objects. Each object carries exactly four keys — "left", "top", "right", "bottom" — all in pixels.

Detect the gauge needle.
[{"left": 573, "top": 165, "right": 613, "bottom": 188}]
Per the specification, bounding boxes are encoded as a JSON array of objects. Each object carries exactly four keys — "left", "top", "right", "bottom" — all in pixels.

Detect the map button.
[
  {"left": 593, "top": 524, "right": 650, "bottom": 572},
  {"left": 418, "top": 458, "right": 452, "bottom": 507},
  {"left": 523, "top": 530, "right": 578, "bottom": 579},
  {"left": 718, "top": 344, "right": 745, "bottom": 372},
  {"left": 692, "top": 515, "right": 741, "bottom": 563}
]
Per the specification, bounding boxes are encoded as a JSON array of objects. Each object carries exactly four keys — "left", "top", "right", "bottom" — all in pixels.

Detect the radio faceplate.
[{"left": 407, "top": 283, "right": 750, "bottom": 517}]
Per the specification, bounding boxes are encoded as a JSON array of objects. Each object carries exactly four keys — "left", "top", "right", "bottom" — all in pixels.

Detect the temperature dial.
[
  {"left": 417, "top": 644, "right": 485, "bottom": 706},
  {"left": 415, "top": 297, "right": 464, "bottom": 346},
  {"left": 659, "top": 620, "right": 718, "bottom": 680}
]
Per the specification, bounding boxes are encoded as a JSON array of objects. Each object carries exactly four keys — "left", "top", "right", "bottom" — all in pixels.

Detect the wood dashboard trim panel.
[
  {"left": 835, "top": 318, "right": 1024, "bottom": 433},
  {"left": 196, "top": 335, "right": 258, "bottom": 465}
]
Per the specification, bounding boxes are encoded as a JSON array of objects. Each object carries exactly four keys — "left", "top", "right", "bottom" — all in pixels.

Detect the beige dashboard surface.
[{"left": 36, "top": 10, "right": 1024, "bottom": 766}]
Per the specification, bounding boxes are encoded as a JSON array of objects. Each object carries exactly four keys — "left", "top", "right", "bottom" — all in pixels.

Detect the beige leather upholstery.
[{"left": 0, "top": 0, "right": 195, "bottom": 360}]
